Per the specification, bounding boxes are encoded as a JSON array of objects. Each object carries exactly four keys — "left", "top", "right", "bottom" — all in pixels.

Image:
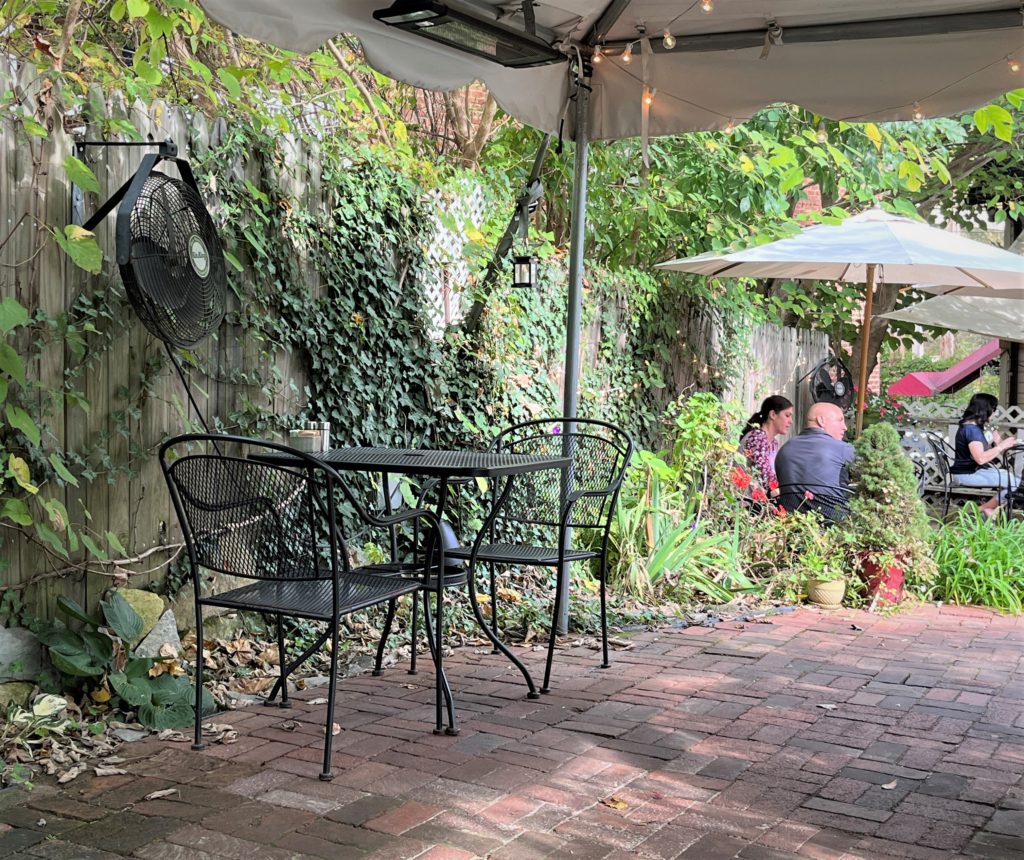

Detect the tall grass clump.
[{"left": 930, "top": 508, "right": 1024, "bottom": 612}]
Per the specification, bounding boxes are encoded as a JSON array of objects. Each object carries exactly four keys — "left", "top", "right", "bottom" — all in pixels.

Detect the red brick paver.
[{"left": 2, "top": 604, "right": 1021, "bottom": 859}]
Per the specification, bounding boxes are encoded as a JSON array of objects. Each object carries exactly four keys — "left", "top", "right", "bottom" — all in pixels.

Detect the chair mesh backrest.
[
  {"left": 494, "top": 420, "right": 631, "bottom": 529},
  {"left": 167, "top": 453, "right": 327, "bottom": 581},
  {"left": 923, "top": 432, "right": 951, "bottom": 483}
]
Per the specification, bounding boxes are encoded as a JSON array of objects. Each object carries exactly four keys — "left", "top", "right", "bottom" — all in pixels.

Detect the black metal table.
[{"left": 267, "top": 445, "right": 570, "bottom": 732}]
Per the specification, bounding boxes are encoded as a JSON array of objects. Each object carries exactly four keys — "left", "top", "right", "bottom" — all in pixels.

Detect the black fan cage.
[
  {"left": 119, "top": 171, "right": 226, "bottom": 347},
  {"left": 811, "top": 358, "right": 853, "bottom": 406}
]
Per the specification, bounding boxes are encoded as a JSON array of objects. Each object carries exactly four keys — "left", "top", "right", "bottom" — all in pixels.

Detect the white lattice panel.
[{"left": 422, "top": 181, "right": 486, "bottom": 339}]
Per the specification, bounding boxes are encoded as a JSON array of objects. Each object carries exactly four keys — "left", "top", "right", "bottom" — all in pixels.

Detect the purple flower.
[{"left": 551, "top": 424, "right": 562, "bottom": 435}]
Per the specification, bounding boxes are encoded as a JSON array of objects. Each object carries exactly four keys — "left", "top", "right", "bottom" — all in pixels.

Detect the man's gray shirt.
[{"left": 775, "top": 428, "right": 855, "bottom": 508}]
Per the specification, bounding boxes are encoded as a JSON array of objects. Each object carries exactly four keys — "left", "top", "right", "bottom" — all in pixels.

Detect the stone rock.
[
  {"left": 0, "top": 627, "right": 43, "bottom": 682},
  {"left": 112, "top": 728, "right": 149, "bottom": 743},
  {"left": 134, "top": 610, "right": 182, "bottom": 659},
  {"left": 170, "top": 571, "right": 253, "bottom": 633},
  {"left": 0, "top": 681, "right": 35, "bottom": 709},
  {"left": 115, "top": 589, "right": 165, "bottom": 642}
]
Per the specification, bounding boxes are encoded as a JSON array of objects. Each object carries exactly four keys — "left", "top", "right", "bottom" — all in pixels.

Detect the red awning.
[{"left": 887, "top": 338, "right": 1003, "bottom": 397}]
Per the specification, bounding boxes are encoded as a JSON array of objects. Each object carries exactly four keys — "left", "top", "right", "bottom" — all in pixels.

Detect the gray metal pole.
[{"left": 556, "top": 66, "right": 590, "bottom": 634}]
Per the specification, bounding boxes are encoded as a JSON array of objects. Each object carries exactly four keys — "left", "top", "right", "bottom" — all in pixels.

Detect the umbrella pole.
[
  {"left": 855, "top": 264, "right": 877, "bottom": 437},
  {"left": 557, "top": 65, "right": 591, "bottom": 635}
]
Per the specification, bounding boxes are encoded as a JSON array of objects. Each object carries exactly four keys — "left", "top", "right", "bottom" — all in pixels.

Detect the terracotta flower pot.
[
  {"left": 807, "top": 578, "right": 846, "bottom": 609},
  {"left": 860, "top": 557, "right": 904, "bottom": 606}
]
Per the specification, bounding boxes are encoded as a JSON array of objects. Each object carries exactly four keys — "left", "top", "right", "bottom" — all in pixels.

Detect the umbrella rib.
[{"left": 958, "top": 267, "right": 995, "bottom": 290}]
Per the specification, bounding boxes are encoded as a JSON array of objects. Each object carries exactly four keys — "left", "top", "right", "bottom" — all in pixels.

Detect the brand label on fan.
[{"left": 188, "top": 235, "right": 210, "bottom": 278}]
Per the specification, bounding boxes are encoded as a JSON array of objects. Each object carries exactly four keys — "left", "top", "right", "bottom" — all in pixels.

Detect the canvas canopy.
[
  {"left": 882, "top": 294, "right": 1024, "bottom": 341},
  {"left": 200, "top": 1, "right": 1024, "bottom": 140}
]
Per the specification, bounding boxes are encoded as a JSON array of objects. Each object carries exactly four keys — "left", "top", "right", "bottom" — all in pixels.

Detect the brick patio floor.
[{"left": 2, "top": 603, "right": 1022, "bottom": 859}]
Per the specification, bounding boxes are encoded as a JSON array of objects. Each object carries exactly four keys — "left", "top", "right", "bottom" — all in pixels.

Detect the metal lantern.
[{"left": 512, "top": 254, "right": 538, "bottom": 289}]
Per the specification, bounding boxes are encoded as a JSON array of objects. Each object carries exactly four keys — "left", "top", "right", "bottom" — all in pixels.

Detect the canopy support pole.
[
  {"left": 557, "top": 66, "right": 591, "bottom": 635},
  {"left": 855, "top": 263, "right": 877, "bottom": 437}
]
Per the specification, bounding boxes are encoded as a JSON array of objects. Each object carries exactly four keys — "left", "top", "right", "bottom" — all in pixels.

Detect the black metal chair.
[
  {"left": 921, "top": 430, "right": 983, "bottom": 517},
  {"left": 775, "top": 482, "right": 853, "bottom": 523},
  {"left": 159, "top": 433, "right": 444, "bottom": 781},
  {"left": 445, "top": 418, "right": 633, "bottom": 693}
]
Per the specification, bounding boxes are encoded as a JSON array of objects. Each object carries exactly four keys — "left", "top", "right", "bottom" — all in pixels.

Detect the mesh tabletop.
[{"left": 316, "top": 447, "right": 570, "bottom": 478}]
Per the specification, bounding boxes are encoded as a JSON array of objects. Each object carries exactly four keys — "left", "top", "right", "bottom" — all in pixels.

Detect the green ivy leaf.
[
  {"left": 35, "top": 521, "right": 68, "bottom": 558},
  {"left": 5, "top": 404, "right": 41, "bottom": 446},
  {"left": 0, "top": 378, "right": 7, "bottom": 405},
  {"left": 48, "top": 452, "right": 80, "bottom": 487},
  {"left": 217, "top": 68, "right": 242, "bottom": 100},
  {"left": 63, "top": 155, "right": 101, "bottom": 195},
  {"left": 223, "top": 250, "right": 243, "bottom": 272},
  {"left": 1, "top": 498, "right": 32, "bottom": 526},
  {"left": 126, "top": 0, "right": 150, "bottom": 18},
  {"left": 100, "top": 592, "right": 144, "bottom": 643},
  {"left": 0, "top": 343, "right": 26, "bottom": 386},
  {"left": 41, "top": 497, "right": 69, "bottom": 532},
  {"left": 53, "top": 225, "right": 103, "bottom": 274},
  {"left": 0, "top": 298, "right": 29, "bottom": 333},
  {"left": 106, "top": 530, "right": 128, "bottom": 557},
  {"left": 80, "top": 533, "right": 109, "bottom": 561},
  {"left": 20, "top": 116, "right": 48, "bottom": 138}
]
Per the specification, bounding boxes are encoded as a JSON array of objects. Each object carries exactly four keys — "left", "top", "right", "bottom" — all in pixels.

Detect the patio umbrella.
[
  {"left": 195, "top": 0, "right": 1023, "bottom": 632},
  {"left": 657, "top": 209, "right": 1024, "bottom": 434},
  {"left": 882, "top": 294, "right": 1024, "bottom": 341}
]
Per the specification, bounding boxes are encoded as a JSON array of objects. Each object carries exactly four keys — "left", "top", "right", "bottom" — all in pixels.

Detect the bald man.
[{"left": 774, "top": 403, "right": 855, "bottom": 514}]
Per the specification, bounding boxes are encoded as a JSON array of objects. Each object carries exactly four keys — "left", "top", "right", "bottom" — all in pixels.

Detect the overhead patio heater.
[{"left": 372, "top": 0, "right": 563, "bottom": 68}]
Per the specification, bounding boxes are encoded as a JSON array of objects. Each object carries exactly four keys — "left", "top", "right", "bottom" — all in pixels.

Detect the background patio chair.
[
  {"left": 445, "top": 418, "right": 633, "bottom": 693},
  {"left": 921, "top": 429, "right": 992, "bottom": 517},
  {"left": 160, "top": 433, "right": 442, "bottom": 781}
]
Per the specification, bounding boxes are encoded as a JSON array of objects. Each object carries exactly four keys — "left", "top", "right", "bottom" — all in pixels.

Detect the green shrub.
[{"left": 930, "top": 508, "right": 1024, "bottom": 612}]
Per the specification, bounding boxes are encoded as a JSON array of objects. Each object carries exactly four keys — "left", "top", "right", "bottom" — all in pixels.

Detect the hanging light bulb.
[
  {"left": 816, "top": 121, "right": 828, "bottom": 143},
  {"left": 621, "top": 42, "right": 633, "bottom": 64},
  {"left": 592, "top": 44, "right": 603, "bottom": 64},
  {"left": 724, "top": 117, "right": 735, "bottom": 132},
  {"left": 1008, "top": 56, "right": 1021, "bottom": 73},
  {"left": 912, "top": 102, "right": 924, "bottom": 121},
  {"left": 700, "top": 0, "right": 714, "bottom": 13},
  {"left": 662, "top": 29, "right": 676, "bottom": 50},
  {"left": 644, "top": 89, "right": 654, "bottom": 106}
]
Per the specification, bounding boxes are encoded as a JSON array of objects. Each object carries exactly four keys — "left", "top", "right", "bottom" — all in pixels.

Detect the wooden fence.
[{"left": 724, "top": 323, "right": 831, "bottom": 428}]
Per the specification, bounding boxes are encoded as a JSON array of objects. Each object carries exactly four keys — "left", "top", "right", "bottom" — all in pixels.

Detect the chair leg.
[
  {"left": 192, "top": 603, "right": 205, "bottom": 751},
  {"left": 541, "top": 567, "right": 567, "bottom": 694},
  {"left": 321, "top": 622, "right": 341, "bottom": 782},
  {"left": 277, "top": 614, "right": 291, "bottom": 708},
  {"left": 599, "top": 560, "right": 610, "bottom": 670},
  {"left": 488, "top": 562, "right": 499, "bottom": 654},
  {"left": 373, "top": 598, "right": 398, "bottom": 677},
  {"left": 408, "top": 592, "right": 419, "bottom": 675}
]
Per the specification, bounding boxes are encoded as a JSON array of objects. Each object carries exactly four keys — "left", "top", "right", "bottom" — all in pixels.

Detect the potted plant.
[
  {"left": 802, "top": 525, "right": 849, "bottom": 609},
  {"left": 848, "top": 422, "right": 936, "bottom": 607}
]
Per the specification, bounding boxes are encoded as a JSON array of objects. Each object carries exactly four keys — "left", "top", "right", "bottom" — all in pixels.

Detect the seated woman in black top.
[{"left": 950, "top": 393, "right": 1019, "bottom": 518}]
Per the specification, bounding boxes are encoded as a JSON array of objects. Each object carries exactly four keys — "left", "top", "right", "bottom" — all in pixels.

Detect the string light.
[
  {"left": 816, "top": 121, "right": 828, "bottom": 143},
  {"left": 700, "top": 0, "right": 714, "bottom": 13},
  {"left": 592, "top": 44, "right": 603, "bottom": 64},
  {"left": 724, "top": 117, "right": 734, "bottom": 132},
  {"left": 644, "top": 89, "right": 654, "bottom": 106},
  {"left": 621, "top": 42, "right": 633, "bottom": 64},
  {"left": 1008, "top": 56, "right": 1021, "bottom": 73},
  {"left": 912, "top": 102, "right": 924, "bottom": 120},
  {"left": 662, "top": 30, "right": 676, "bottom": 50}
]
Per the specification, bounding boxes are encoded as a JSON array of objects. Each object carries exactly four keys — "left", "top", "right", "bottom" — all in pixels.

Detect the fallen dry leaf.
[
  {"left": 93, "top": 766, "right": 127, "bottom": 776},
  {"left": 881, "top": 780, "right": 898, "bottom": 790},
  {"left": 280, "top": 721, "right": 298, "bottom": 732},
  {"left": 308, "top": 697, "right": 329, "bottom": 705},
  {"left": 144, "top": 788, "right": 178, "bottom": 801},
  {"left": 157, "top": 730, "right": 187, "bottom": 742},
  {"left": 600, "top": 796, "right": 628, "bottom": 810},
  {"left": 816, "top": 703, "right": 837, "bottom": 711},
  {"left": 57, "top": 765, "right": 83, "bottom": 784}
]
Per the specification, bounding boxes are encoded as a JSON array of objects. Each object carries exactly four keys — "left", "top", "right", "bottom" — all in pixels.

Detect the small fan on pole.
[
  {"left": 81, "top": 139, "right": 226, "bottom": 431},
  {"left": 801, "top": 355, "right": 855, "bottom": 411}
]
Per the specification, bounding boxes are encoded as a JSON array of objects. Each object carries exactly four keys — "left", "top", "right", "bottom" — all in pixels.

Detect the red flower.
[
  {"left": 804, "top": 490, "right": 815, "bottom": 500},
  {"left": 752, "top": 488, "right": 768, "bottom": 503},
  {"left": 775, "top": 505, "right": 788, "bottom": 518},
  {"left": 730, "top": 467, "right": 752, "bottom": 490},
  {"left": 768, "top": 478, "right": 779, "bottom": 491}
]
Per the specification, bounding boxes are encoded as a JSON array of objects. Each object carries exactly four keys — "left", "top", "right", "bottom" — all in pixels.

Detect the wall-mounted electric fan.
[
  {"left": 803, "top": 355, "right": 855, "bottom": 411},
  {"left": 82, "top": 139, "right": 225, "bottom": 430}
]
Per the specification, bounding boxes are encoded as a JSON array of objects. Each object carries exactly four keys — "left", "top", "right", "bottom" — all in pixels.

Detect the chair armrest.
[{"left": 365, "top": 507, "right": 440, "bottom": 530}]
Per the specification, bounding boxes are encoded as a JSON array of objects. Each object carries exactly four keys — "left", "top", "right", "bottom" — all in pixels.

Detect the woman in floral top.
[{"left": 739, "top": 395, "right": 794, "bottom": 496}]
